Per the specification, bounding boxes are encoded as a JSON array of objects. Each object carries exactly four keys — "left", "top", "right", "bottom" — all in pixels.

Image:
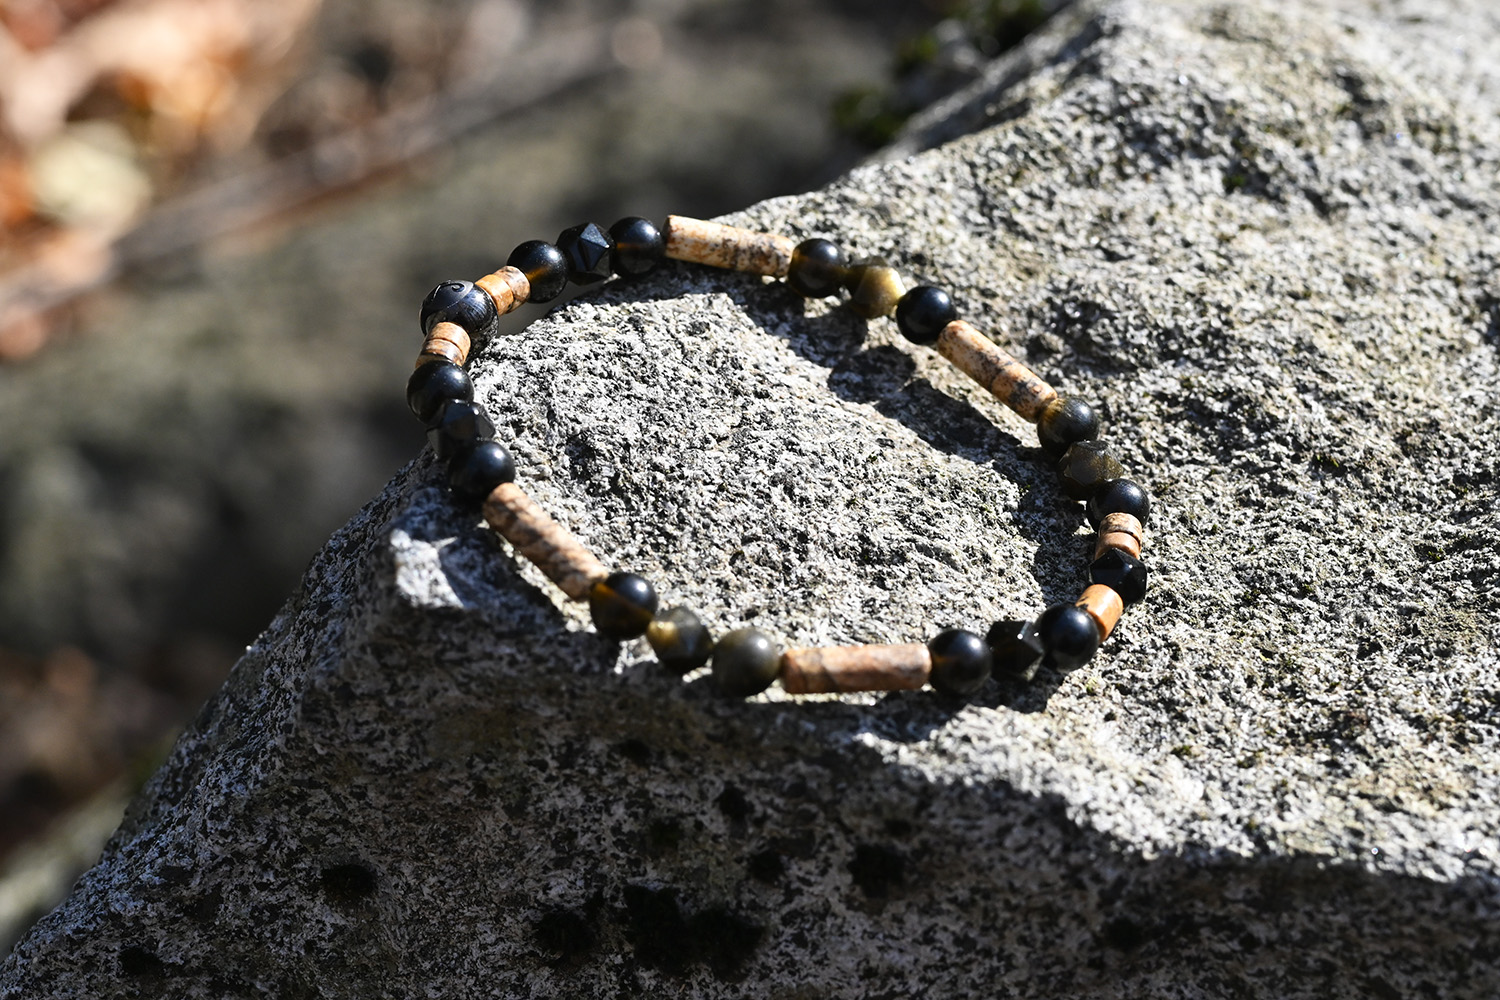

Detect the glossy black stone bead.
[
  {"left": 986, "top": 619, "right": 1045, "bottom": 682},
  {"left": 506, "top": 240, "right": 569, "bottom": 303},
  {"left": 608, "top": 217, "right": 665, "bottom": 276},
  {"left": 589, "top": 571, "right": 659, "bottom": 640},
  {"left": 646, "top": 606, "right": 714, "bottom": 674},
  {"left": 447, "top": 440, "right": 516, "bottom": 505},
  {"left": 556, "top": 222, "right": 614, "bottom": 285},
  {"left": 1089, "top": 549, "right": 1149, "bottom": 605},
  {"left": 1037, "top": 397, "right": 1100, "bottom": 458},
  {"left": 787, "top": 238, "right": 846, "bottom": 298},
  {"left": 1086, "top": 478, "right": 1151, "bottom": 528},
  {"left": 1057, "top": 442, "right": 1125, "bottom": 501},
  {"left": 420, "top": 279, "right": 498, "bottom": 338},
  {"left": 894, "top": 285, "right": 957, "bottom": 346},
  {"left": 425, "top": 400, "right": 497, "bottom": 460},
  {"left": 1036, "top": 604, "right": 1101, "bottom": 671},
  {"left": 928, "top": 628, "right": 991, "bottom": 697},
  {"left": 406, "top": 360, "right": 473, "bottom": 423},
  {"left": 712, "top": 627, "right": 781, "bottom": 697}
]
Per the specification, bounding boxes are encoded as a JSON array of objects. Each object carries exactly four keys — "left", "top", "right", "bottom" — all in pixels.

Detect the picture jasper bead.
[
  {"left": 426, "top": 400, "right": 497, "bottom": 460},
  {"left": 712, "top": 627, "right": 781, "bottom": 697},
  {"left": 928, "top": 628, "right": 991, "bottom": 697},
  {"left": 556, "top": 222, "right": 615, "bottom": 285},
  {"left": 646, "top": 606, "right": 714, "bottom": 674},
  {"left": 895, "top": 285, "right": 957, "bottom": 346},
  {"left": 1036, "top": 603, "right": 1101, "bottom": 671},
  {"left": 1089, "top": 549, "right": 1149, "bottom": 605},
  {"left": 787, "top": 238, "right": 846, "bottom": 298},
  {"left": 1087, "top": 479, "right": 1150, "bottom": 528},
  {"left": 1057, "top": 442, "right": 1125, "bottom": 501},
  {"left": 407, "top": 360, "right": 473, "bottom": 423},
  {"left": 506, "top": 240, "right": 569, "bottom": 303},
  {"left": 589, "top": 571, "right": 659, "bottom": 640},
  {"left": 1037, "top": 397, "right": 1100, "bottom": 457},
  {"left": 609, "top": 217, "right": 665, "bottom": 276},
  {"left": 448, "top": 440, "right": 517, "bottom": 505},
  {"left": 420, "top": 279, "right": 498, "bottom": 339},
  {"left": 986, "top": 618, "right": 1044, "bottom": 681}
]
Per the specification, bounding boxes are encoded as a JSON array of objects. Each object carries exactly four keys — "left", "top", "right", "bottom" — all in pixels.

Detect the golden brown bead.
[
  {"left": 1094, "top": 511, "right": 1145, "bottom": 559},
  {"left": 1075, "top": 584, "right": 1124, "bottom": 641},
  {"left": 475, "top": 267, "right": 531, "bottom": 316},
  {"left": 482, "top": 482, "right": 608, "bottom": 601},
  {"left": 936, "top": 320, "right": 1058, "bottom": 422},
  {"left": 778, "top": 642, "right": 931, "bottom": 694},
  {"left": 662, "top": 215, "right": 795, "bottom": 277},
  {"left": 844, "top": 262, "right": 906, "bottom": 319}
]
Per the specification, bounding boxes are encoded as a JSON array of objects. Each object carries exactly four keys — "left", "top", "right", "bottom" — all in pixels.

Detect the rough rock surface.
[{"left": 6, "top": 0, "right": 1500, "bottom": 995}]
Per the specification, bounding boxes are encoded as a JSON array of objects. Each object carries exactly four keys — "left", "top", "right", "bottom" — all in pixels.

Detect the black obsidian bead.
[
  {"left": 406, "top": 360, "right": 473, "bottom": 423},
  {"left": 646, "top": 606, "right": 714, "bottom": 674},
  {"left": 447, "top": 440, "right": 516, "bottom": 505},
  {"left": 589, "top": 571, "right": 659, "bottom": 640},
  {"left": 506, "top": 240, "right": 569, "bottom": 303},
  {"left": 1090, "top": 549, "right": 1149, "bottom": 605},
  {"left": 1037, "top": 397, "right": 1100, "bottom": 458},
  {"left": 608, "top": 217, "right": 665, "bottom": 276},
  {"left": 1057, "top": 442, "right": 1125, "bottom": 501},
  {"left": 556, "top": 222, "right": 615, "bottom": 285},
  {"left": 712, "top": 627, "right": 781, "bottom": 697},
  {"left": 894, "top": 285, "right": 957, "bottom": 346},
  {"left": 425, "top": 400, "right": 497, "bottom": 460},
  {"left": 420, "top": 279, "right": 498, "bottom": 338},
  {"left": 928, "top": 629, "right": 991, "bottom": 697},
  {"left": 986, "top": 619, "right": 1045, "bottom": 681},
  {"left": 787, "top": 238, "right": 846, "bottom": 298},
  {"left": 1036, "top": 604, "right": 1101, "bottom": 671},
  {"left": 1086, "top": 478, "right": 1151, "bottom": 528}
]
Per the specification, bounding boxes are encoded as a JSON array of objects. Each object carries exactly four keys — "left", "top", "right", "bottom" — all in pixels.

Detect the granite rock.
[{"left": 5, "top": 0, "right": 1500, "bottom": 996}]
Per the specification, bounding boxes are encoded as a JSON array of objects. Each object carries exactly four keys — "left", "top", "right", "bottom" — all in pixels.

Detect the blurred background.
[{"left": 0, "top": 0, "right": 1060, "bottom": 955}]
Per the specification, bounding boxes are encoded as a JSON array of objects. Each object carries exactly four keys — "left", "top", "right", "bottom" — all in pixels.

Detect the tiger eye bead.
[
  {"left": 928, "top": 628, "right": 991, "bottom": 697},
  {"left": 506, "top": 240, "right": 569, "bottom": 303},
  {"left": 589, "top": 572, "right": 659, "bottom": 640},
  {"left": 1087, "top": 478, "right": 1151, "bottom": 528},
  {"left": 407, "top": 360, "right": 473, "bottom": 423},
  {"left": 787, "top": 238, "right": 846, "bottom": 298},
  {"left": 1037, "top": 397, "right": 1100, "bottom": 457},
  {"left": 712, "top": 627, "right": 781, "bottom": 697},
  {"left": 844, "top": 261, "right": 905, "bottom": 319},
  {"left": 1057, "top": 442, "right": 1125, "bottom": 501},
  {"left": 646, "top": 606, "right": 714, "bottom": 674}
]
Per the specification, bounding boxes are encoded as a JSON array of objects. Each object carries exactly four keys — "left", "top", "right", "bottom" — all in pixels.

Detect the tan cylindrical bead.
[
  {"left": 476, "top": 267, "right": 530, "bottom": 316},
  {"left": 779, "top": 642, "right": 932, "bottom": 695},
  {"left": 416, "top": 338, "right": 465, "bottom": 368},
  {"left": 482, "top": 483, "right": 608, "bottom": 601},
  {"left": 1094, "top": 512, "right": 1145, "bottom": 559},
  {"left": 936, "top": 320, "right": 1058, "bottom": 422},
  {"left": 1075, "top": 584, "right": 1124, "bottom": 641},
  {"left": 421, "top": 321, "right": 471, "bottom": 366},
  {"left": 663, "top": 215, "right": 795, "bottom": 277}
]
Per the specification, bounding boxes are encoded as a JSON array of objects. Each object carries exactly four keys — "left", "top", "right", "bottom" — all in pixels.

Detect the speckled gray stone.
[{"left": 6, "top": 0, "right": 1500, "bottom": 996}]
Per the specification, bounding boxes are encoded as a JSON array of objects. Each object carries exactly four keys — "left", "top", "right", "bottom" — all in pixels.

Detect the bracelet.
[{"left": 403, "top": 215, "right": 1150, "bottom": 699}]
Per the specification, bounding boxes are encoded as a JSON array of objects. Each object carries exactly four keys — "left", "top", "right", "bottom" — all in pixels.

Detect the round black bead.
[
  {"left": 556, "top": 222, "right": 615, "bottom": 285},
  {"left": 1037, "top": 397, "right": 1100, "bottom": 458},
  {"left": 420, "top": 279, "right": 498, "bottom": 338},
  {"left": 589, "top": 571, "right": 659, "bottom": 640},
  {"left": 712, "top": 627, "right": 781, "bottom": 697},
  {"left": 608, "top": 217, "right": 665, "bottom": 276},
  {"left": 928, "top": 628, "right": 991, "bottom": 697},
  {"left": 1036, "top": 604, "right": 1101, "bottom": 671},
  {"left": 1089, "top": 549, "right": 1149, "bottom": 605},
  {"left": 447, "top": 440, "right": 516, "bottom": 505},
  {"left": 894, "top": 285, "right": 957, "bottom": 346},
  {"left": 646, "top": 606, "right": 714, "bottom": 674},
  {"left": 406, "top": 360, "right": 473, "bottom": 423},
  {"left": 1086, "top": 478, "right": 1151, "bottom": 528},
  {"left": 426, "top": 399, "right": 497, "bottom": 460},
  {"left": 787, "top": 238, "right": 846, "bottom": 298},
  {"left": 506, "top": 240, "right": 569, "bottom": 303},
  {"left": 985, "top": 618, "right": 1044, "bottom": 681}
]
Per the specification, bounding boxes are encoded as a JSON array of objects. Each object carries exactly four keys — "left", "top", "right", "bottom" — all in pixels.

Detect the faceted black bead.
[
  {"left": 1086, "top": 478, "right": 1151, "bottom": 528},
  {"left": 447, "top": 440, "right": 516, "bottom": 505},
  {"left": 1037, "top": 397, "right": 1100, "bottom": 458},
  {"left": 928, "top": 628, "right": 991, "bottom": 697},
  {"left": 646, "top": 606, "right": 714, "bottom": 674},
  {"left": 1057, "top": 442, "right": 1125, "bottom": 501},
  {"left": 787, "top": 238, "right": 846, "bottom": 298},
  {"left": 894, "top": 285, "right": 957, "bottom": 346},
  {"left": 1090, "top": 549, "right": 1149, "bottom": 605},
  {"left": 608, "top": 217, "right": 665, "bottom": 276},
  {"left": 712, "top": 627, "right": 781, "bottom": 697},
  {"left": 589, "top": 571, "right": 659, "bottom": 640},
  {"left": 1036, "top": 604, "right": 1101, "bottom": 671},
  {"left": 506, "top": 240, "right": 569, "bottom": 303},
  {"left": 406, "top": 360, "right": 473, "bottom": 423},
  {"left": 556, "top": 222, "right": 615, "bottom": 285},
  {"left": 420, "top": 279, "right": 498, "bottom": 338},
  {"left": 985, "top": 619, "right": 1045, "bottom": 681},
  {"left": 425, "top": 399, "right": 497, "bottom": 460}
]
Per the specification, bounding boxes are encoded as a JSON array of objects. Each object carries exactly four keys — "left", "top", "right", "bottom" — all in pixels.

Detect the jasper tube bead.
[
  {"left": 1036, "top": 603, "right": 1100, "bottom": 671},
  {"left": 448, "top": 441, "right": 516, "bottom": 505},
  {"left": 589, "top": 572, "right": 658, "bottom": 640},
  {"left": 1037, "top": 397, "right": 1100, "bottom": 458},
  {"left": 928, "top": 629, "right": 991, "bottom": 697},
  {"left": 712, "top": 627, "right": 781, "bottom": 697},
  {"left": 407, "top": 360, "right": 473, "bottom": 423},
  {"left": 647, "top": 606, "right": 714, "bottom": 674},
  {"left": 787, "top": 238, "right": 846, "bottom": 298},
  {"left": 895, "top": 285, "right": 957, "bottom": 346},
  {"left": 1087, "top": 479, "right": 1151, "bottom": 528},
  {"left": 507, "top": 240, "right": 569, "bottom": 303},
  {"left": 421, "top": 279, "right": 498, "bottom": 339},
  {"left": 609, "top": 217, "right": 665, "bottom": 276}
]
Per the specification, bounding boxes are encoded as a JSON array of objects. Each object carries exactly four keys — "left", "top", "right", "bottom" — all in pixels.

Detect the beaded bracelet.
[{"left": 404, "top": 215, "right": 1150, "bottom": 699}]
